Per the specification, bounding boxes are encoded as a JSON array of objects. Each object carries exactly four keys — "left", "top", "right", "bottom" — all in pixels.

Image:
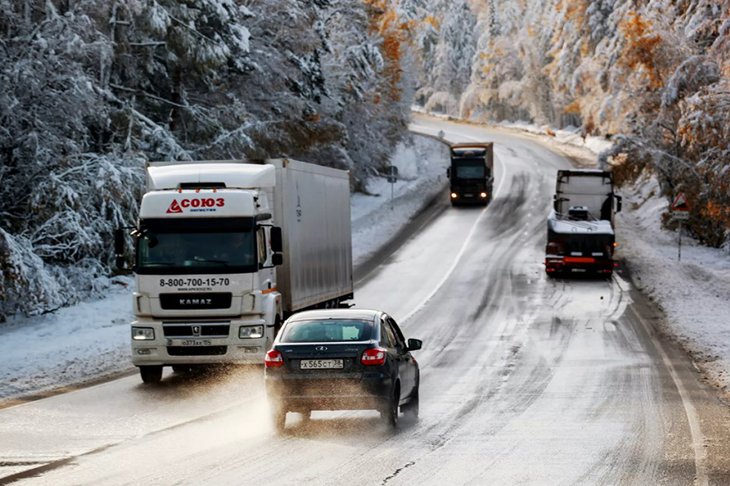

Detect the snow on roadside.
[
  {"left": 351, "top": 135, "right": 449, "bottom": 267},
  {"left": 617, "top": 174, "right": 730, "bottom": 392},
  {"left": 0, "top": 135, "right": 449, "bottom": 402}
]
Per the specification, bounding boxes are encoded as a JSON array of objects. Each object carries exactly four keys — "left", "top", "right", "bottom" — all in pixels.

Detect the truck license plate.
[
  {"left": 300, "top": 359, "right": 343, "bottom": 370},
  {"left": 167, "top": 339, "right": 213, "bottom": 346}
]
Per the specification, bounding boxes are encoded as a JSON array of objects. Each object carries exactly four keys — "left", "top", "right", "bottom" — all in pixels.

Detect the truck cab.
[
  {"left": 124, "top": 163, "right": 284, "bottom": 383},
  {"left": 447, "top": 143, "right": 494, "bottom": 206}
]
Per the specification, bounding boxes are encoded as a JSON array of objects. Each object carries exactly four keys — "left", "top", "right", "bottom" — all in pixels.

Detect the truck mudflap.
[{"left": 545, "top": 256, "right": 615, "bottom": 276}]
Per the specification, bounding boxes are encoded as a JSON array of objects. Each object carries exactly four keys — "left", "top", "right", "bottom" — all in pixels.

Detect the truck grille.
[
  {"left": 167, "top": 346, "right": 227, "bottom": 356},
  {"left": 163, "top": 323, "right": 230, "bottom": 338},
  {"left": 159, "top": 293, "right": 232, "bottom": 310}
]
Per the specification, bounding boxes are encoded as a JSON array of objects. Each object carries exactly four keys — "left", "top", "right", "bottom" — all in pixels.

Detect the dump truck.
[
  {"left": 447, "top": 142, "right": 494, "bottom": 206},
  {"left": 116, "top": 159, "right": 353, "bottom": 383},
  {"left": 545, "top": 169, "right": 622, "bottom": 276}
]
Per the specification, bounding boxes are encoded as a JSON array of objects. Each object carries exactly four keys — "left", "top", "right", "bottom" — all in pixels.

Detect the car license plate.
[
  {"left": 167, "top": 339, "right": 213, "bottom": 346},
  {"left": 463, "top": 193, "right": 474, "bottom": 197},
  {"left": 571, "top": 268, "right": 587, "bottom": 273},
  {"left": 300, "top": 359, "right": 344, "bottom": 370}
]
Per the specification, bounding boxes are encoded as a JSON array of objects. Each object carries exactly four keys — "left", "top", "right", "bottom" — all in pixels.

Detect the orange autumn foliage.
[{"left": 620, "top": 12, "right": 664, "bottom": 89}]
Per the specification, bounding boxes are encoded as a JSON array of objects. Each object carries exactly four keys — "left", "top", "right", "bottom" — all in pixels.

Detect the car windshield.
[
  {"left": 453, "top": 158, "right": 486, "bottom": 179},
  {"left": 280, "top": 319, "right": 372, "bottom": 343},
  {"left": 136, "top": 218, "right": 257, "bottom": 274}
]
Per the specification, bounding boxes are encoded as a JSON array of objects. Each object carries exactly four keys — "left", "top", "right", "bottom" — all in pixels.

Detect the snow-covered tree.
[{"left": 0, "top": 0, "right": 413, "bottom": 319}]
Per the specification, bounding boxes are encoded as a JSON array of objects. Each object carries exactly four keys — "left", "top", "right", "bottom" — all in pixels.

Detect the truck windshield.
[
  {"left": 136, "top": 218, "right": 257, "bottom": 275},
  {"left": 453, "top": 158, "right": 486, "bottom": 179}
]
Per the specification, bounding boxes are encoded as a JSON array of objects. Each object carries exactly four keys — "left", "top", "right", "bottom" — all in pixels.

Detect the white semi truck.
[
  {"left": 544, "top": 169, "right": 622, "bottom": 276},
  {"left": 116, "top": 159, "right": 353, "bottom": 383}
]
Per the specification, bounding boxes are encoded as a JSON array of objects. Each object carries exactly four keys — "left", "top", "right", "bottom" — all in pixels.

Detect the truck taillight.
[
  {"left": 265, "top": 349, "right": 284, "bottom": 368},
  {"left": 361, "top": 347, "right": 386, "bottom": 366}
]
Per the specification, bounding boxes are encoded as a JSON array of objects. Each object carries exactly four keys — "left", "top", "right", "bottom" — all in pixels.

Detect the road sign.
[
  {"left": 670, "top": 192, "right": 690, "bottom": 211},
  {"left": 670, "top": 192, "right": 690, "bottom": 262},
  {"left": 387, "top": 166, "right": 398, "bottom": 184}
]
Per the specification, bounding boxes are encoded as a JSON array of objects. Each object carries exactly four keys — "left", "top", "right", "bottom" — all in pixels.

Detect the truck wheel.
[{"left": 139, "top": 365, "right": 163, "bottom": 384}]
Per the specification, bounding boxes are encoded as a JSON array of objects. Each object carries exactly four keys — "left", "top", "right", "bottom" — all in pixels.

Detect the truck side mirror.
[
  {"left": 114, "top": 228, "right": 126, "bottom": 270},
  {"left": 272, "top": 253, "right": 283, "bottom": 266},
  {"left": 615, "top": 195, "right": 622, "bottom": 213},
  {"left": 270, "top": 227, "right": 283, "bottom": 252}
]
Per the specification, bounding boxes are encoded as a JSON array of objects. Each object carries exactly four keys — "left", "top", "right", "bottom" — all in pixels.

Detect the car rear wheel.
[
  {"left": 271, "top": 405, "right": 286, "bottom": 433},
  {"left": 402, "top": 388, "right": 419, "bottom": 419},
  {"left": 139, "top": 365, "right": 163, "bottom": 384},
  {"left": 382, "top": 385, "right": 399, "bottom": 429}
]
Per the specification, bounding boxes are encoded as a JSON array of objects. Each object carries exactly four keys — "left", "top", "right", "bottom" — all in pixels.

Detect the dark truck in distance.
[
  {"left": 447, "top": 142, "right": 494, "bottom": 206},
  {"left": 545, "top": 169, "right": 622, "bottom": 277}
]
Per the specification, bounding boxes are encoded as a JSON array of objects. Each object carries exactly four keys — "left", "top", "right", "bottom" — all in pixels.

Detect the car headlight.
[
  {"left": 132, "top": 327, "right": 155, "bottom": 340},
  {"left": 239, "top": 325, "right": 264, "bottom": 339}
]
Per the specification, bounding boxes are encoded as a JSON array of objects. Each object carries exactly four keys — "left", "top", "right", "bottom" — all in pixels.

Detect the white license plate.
[
  {"left": 571, "top": 268, "right": 587, "bottom": 273},
  {"left": 167, "top": 339, "right": 213, "bottom": 346},
  {"left": 463, "top": 193, "right": 474, "bottom": 197},
  {"left": 300, "top": 359, "right": 344, "bottom": 370}
]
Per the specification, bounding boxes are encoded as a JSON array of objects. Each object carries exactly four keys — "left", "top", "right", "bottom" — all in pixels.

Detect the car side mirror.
[
  {"left": 272, "top": 253, "right": 283, "bottom": 266},
  {"left": 270, "top": 226, "right": 283, "bottom": 253},
  {"left": 406, "top": 338, "right": 422, "bottom": 351},
  {"left": 615, "top": 195, "right": 622, "bottom": 213},
  {"left": 446, "top": 167, "right": 451, "bottom": 178}
]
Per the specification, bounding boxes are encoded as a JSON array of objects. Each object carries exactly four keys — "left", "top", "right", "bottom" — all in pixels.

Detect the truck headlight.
[
  {"left": 239, "top": 325, "right": 264, "bottom": 339},
  {"left": 132, "top": 327, "right": 155, "bottom": 341}
]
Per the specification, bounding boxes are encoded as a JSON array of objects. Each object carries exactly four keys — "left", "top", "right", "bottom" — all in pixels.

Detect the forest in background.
[
  {"left": 0, "top": 0, "right": 415, "bottom": 318},
  {"left": 404, "top": 0, "right": 729, "bottom": 249}
]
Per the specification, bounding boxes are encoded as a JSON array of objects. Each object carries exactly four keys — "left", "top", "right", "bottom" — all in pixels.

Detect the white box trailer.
[
  {"left": 119, "top": 159, "right": 353, "bottom": 383},
  {"left": 270, "top": 159, "right": 353, "bottom": 313}
]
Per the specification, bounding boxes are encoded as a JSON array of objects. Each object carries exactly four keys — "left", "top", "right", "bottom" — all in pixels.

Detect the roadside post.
[
  {"left": 387, "top": 166, "right": 398, "bottom": 210},
  {"left": 670, "top": 192, "right": 690, "bottom": 261}
]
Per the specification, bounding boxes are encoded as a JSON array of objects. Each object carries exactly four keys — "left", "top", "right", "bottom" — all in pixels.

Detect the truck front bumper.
[{"left": 131, "top": 317, "right": 270, "bottom": 366}]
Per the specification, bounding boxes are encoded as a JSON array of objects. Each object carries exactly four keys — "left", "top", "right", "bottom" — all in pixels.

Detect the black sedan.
[{"left": 264, "top": 309, "right": 422, "bottom": 432}]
